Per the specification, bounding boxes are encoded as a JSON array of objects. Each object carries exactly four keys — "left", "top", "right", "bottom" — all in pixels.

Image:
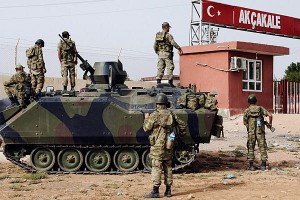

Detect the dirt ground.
[{"left": 0, "top": 114, "right": 299, "bottom": 200}]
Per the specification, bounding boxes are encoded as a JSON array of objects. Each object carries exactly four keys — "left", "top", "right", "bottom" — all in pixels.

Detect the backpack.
[
  {"left": 247, "top": 106, "right": 264, "bottom": 134},
  {"left": 248, "top": 106, "right": 262, "bottom": 118},
  {"left": 26, "top": 47, "right": 35, "bottom": 58},
  {"left": 204, "top": 96, "right": 218, "bottom": 110}
]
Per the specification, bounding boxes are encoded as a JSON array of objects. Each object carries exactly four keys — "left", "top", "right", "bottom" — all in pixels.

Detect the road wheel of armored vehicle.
[
  {"left": 85, "top": 149, "right": 111, "bottom": 172},
  {"left": 30, "top": 148, "right": 55, "bottom": 171},
  {"left": 175, "top": 147, "right": 196, "bottom": 164},
  {"left": 142, "top": 149, "right": 152, "bottom": 171},
  {"left": 57, "top": 148, "right": 83, "bottom": 172},
  {"left": 113, "top": 148, "right": 139, "bottom": 172}
]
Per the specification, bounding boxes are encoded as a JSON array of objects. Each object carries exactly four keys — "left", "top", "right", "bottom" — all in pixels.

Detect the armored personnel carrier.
[{"left": 0, "top": 60, "right": 222, "bottom": 174}]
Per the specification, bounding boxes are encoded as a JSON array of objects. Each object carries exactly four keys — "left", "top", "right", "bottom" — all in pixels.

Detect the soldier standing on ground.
[
  {"left": 26, "top": 39, "right": 46, "bottom": 97},
  {"left": 3, "top": 64, "right": 31, "bottom": 108},
  {"left": 154, "top": 22, "right": 183, "bottom": 87},
  {"left": 243, "top": 94, "right": 273, "bottom": 171},
  {"left": 58, "top": 31, "right": 78, "bottom": 92},
  {"left": 143, "top": 93, "right": 186, "bottom": 198}
]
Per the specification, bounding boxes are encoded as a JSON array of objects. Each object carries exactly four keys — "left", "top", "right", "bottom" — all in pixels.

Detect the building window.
[{"left": 242, "top": 60, "right": 262, "bottom": 92}]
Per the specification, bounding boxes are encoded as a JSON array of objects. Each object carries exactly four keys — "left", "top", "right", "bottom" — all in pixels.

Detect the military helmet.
[
  {"left": 35, "top": 39, "right": 44, "bottom": 47},
  {"left": 156, "top": 93, "right": 168, "bottom": 104},
  {"left": 62, "top": 31, "right": 70, "bottom": 38},
  {"left": 162, "top": 22, "right": 171, "bottom": 28},
  {"left": 15, "top": 64, "right": 24, "bottom": 70},
  {"left": 248, "top": 94, "right": 257, "bottom": 104}
]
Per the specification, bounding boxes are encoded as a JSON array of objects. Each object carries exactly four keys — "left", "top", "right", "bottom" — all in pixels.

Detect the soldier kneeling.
[{"left": 3, "top": 64, "right": 32, "bottom": 108}]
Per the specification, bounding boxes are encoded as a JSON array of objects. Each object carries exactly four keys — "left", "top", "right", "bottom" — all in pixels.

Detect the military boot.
[
  {"left": 70, "top": 87, "right": 75, "bottom": 91},
  {"left": 7, "top": 97, "right": 19, "bottom": 109},
  {"left": 156, "top": 79, "right": 162, "bottom": 88},
  {"left": 62, "top": 86, "right": 67, "bottom": 93},
  {"left": 144, "top": 186, "right": 159, "bottom": 198},
  {"left": 260, "top": 161, "right": 267, "bottom": 171},
  {"left": 164, "top": 185, "right": 172, "bottom": 197},
  {"left": 168, "top": 79, "right": 175, "bottom": 88},
  {"left": 247, "top": 161, "right": 255, "bottom": 171},
  {"left": 20, "top": 99, "right": 26, "bottom": 108},
  {"left": 34, "top": 92, "right": 41, "bottom": 100}
]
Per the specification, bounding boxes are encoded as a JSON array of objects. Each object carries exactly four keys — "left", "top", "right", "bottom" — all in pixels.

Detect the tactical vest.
[
  {"left": 149, "top": 110, "right": 173, "bottom": 146},
  {"left": 26, "top": 46, "right": 43, "bottom": 69},
  {"left": 155, "top": 32, "right": 173, "bottom": 52},
  {"left": 59, "top": 39, "right": 75, "bottom": 62},
  {"left": 248, "top": 106, "right": 263, "bottom": 134}
]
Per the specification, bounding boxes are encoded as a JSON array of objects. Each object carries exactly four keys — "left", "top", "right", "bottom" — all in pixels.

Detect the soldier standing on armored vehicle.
[
  {"left": 143, "top": 93, "right": 186, "bottom": 198},
  {"left": 154, "top": 22, "right": 183, "bottom": 88},
  {"left": 26, "top": 39, "right": 46, "bottom": 97},
  {"left": 3, "top": 64, "right": 31, "bottom": 108},
  {"left": 58, "top": 31, "right": 78, "bottom": 92},
  {"left": 243, "top": 94, "right": 273, "bottom": 171}
]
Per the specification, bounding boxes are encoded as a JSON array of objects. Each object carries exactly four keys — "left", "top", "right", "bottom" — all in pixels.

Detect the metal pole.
[
  {"left": 199, "top": 0, "right": 202, "bottom": 45},
  {"left": 14, "top": 38, "right": 20, "bottom": 66}
]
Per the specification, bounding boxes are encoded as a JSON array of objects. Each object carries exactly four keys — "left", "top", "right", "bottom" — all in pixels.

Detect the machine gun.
[
  {"left": 58, "top": 34, "right": 95, "bottom": 83},
  {"left": 264, "top": 121, "right": 275, "bottom": 132}
]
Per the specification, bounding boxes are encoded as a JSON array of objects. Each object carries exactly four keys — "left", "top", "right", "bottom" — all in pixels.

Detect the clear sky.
[{"left": 0, "top": 0, "right": 299, "bottom": 80}]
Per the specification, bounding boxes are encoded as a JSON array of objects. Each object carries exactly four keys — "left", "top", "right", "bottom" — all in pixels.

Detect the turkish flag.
[{"left": 202, "top": 0, "right": 234, "bottom": 26}]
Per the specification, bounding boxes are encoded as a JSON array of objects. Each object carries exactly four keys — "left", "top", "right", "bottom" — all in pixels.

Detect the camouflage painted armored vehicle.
[{"left": 0, "top": 60, "right": 223, "bottom": 174}]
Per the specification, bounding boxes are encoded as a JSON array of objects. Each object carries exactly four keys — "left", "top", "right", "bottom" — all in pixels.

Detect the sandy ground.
[{"left": 0, "top": 114, "right": 299, "bottom": 200}]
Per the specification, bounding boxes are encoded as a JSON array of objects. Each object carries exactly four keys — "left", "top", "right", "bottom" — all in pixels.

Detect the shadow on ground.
[{"left": 176, "top": 150, "right": 299, "bottom": 174}]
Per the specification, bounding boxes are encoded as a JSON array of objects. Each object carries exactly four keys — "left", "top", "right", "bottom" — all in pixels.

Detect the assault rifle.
[
  {"left": 264, "top": 121, "right": 275, "bottom": 132},
  {"left": 58, "top": 34, "right": 95, "bottom": 83}
]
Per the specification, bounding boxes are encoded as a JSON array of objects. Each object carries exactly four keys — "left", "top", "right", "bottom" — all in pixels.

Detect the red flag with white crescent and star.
[{"left": 202, "top": 0, "right": 234, "bottom": 26}]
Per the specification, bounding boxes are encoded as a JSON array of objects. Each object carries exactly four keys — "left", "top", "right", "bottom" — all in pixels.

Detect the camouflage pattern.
[
  {"left": 0, "top": 61, "right": 222, "bottom": 173},
  {"left": 27, "top": 45, "right": 46, "bottom": 93},
  {"left": 154, "top": 31, "right": 180, "bottom": 80},
  {"left": 58, "top": 38, "right": 77, "bottom": 88},
  {"left": 143, "top": 105, "right": 186, "bottom": 160},
  {"left": 151, "top": 159, "right": 172, "bottom": 187},
  {"left": 204, "top": 95, "right": 218, "bottom": 110},
  {"left": 143, "top": 105, "right": 186, "bottom": 187},
  {"left": 177, "top": 93, "right": 199, "bottom": 110},
  {"left": 243, "top": 105, "right": 269, "bottom": 161},
  {"left": 3, "top": 71, "right": 31, "bottom": 100}
]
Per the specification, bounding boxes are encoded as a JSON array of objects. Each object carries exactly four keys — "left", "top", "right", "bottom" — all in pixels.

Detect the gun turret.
[{"left": 58, "top": 34, "right": 95, "bottom": 83}]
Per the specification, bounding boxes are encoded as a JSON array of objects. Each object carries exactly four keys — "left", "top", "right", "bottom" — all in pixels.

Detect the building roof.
[{"left": 182, "top": 41, "right": 289, "bottom": 56}]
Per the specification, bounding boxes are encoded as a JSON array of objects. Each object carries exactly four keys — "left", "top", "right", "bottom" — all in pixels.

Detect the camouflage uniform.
[
  {"left": 154, "top": 31, "right": 181, "bottom": 80},
  {"left": 27, "top": 45, "right": 46, "bottom": 94},
  {"left": 58, "top": 38, "right": 77, "bottom": 89},
  {"left": 243, "top": 105, "right": 269, "bottom": 162},
  {"left": 143, "top": 105, "right": 186, "bottom": 188},
  {"left": 4, "top": 70, "right": 31, "bottom": 102}
]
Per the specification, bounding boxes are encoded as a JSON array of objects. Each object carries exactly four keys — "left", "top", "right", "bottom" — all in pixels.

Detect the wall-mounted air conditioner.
[{"left": 230, "top": 57, "right": 247, "bottom": 71}]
